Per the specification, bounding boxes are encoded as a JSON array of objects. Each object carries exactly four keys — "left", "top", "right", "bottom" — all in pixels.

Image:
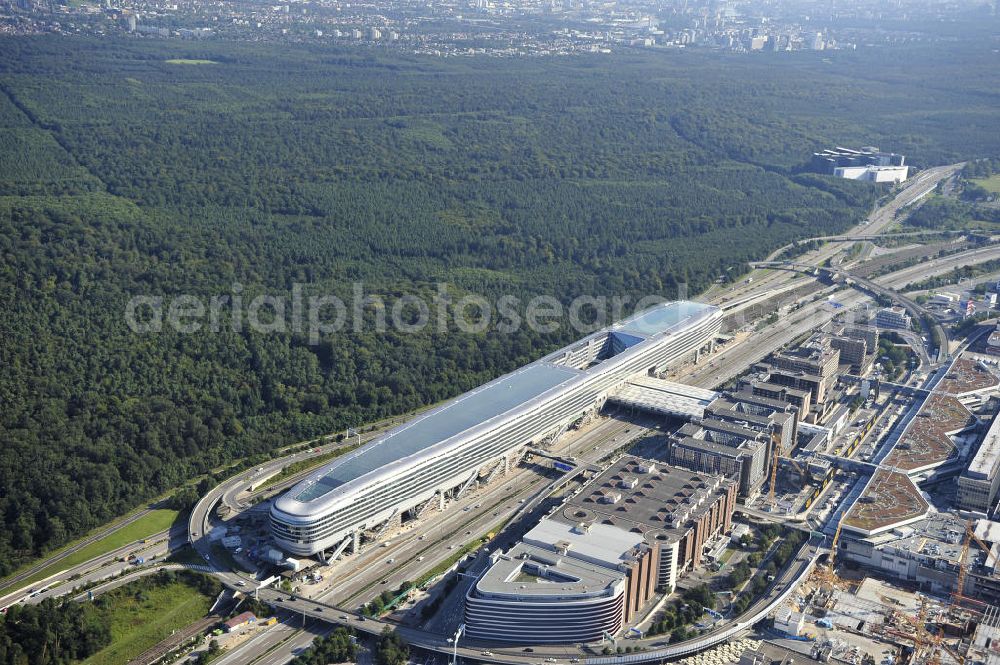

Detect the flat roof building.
[
  {"left": 811, "top": 146, "right": 906, "bottom": 174},
  {"left": 875, "top": 306, "right": 912, "bottom": 331},
  {"left": 958, "top": 411, "right": 1000, "bottom": 514},
  {"left": 465, "top": 457, "right": 736, "bottom": 644},
  {"left": 669, "top": 421, "right": 769, "bottom": 499}
]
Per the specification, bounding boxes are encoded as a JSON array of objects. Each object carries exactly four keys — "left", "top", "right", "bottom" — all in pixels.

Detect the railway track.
[{"left": 129, "top": 614, "right": 222, "bottom": 665}]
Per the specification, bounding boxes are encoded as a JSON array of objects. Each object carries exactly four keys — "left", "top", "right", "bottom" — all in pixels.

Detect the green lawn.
[
  {"left": 0, "top": 509, "right": 180, "bottom": 597},
  {"left": 718, "top": 547, "right": 737, "bottom": 565},
  {"left": 81, "top": 581, "right": 214, "bottom": 665},
  {"left": 972, "top": 174, "right": 1000, "bottom": 194}
]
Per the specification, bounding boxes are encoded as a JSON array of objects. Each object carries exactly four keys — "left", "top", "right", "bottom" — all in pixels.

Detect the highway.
[
  {"left": 0, "top": 505, "right": 162, "bottom": 596},
  {"left": 210, "top": 416, "right": 649, "bottom": 665},
  {"left": 709, "top": 162, "right": 963, "bottom": 309}
]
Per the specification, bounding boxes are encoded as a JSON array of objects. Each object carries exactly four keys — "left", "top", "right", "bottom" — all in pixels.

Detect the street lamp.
[{"left": 449, "top": 623, "right": 465, "bottom": 665}]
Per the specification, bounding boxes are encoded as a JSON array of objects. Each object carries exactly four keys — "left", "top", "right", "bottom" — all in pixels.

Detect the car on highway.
[
  {"left": 236, "top": 581, "right": 247, "bottom": 587},
  {"left": 481, "top": 652, "right": 493, "bottom": 657},
  {"left": 315, "top": 606, "right": 323, "bottom": 612}
]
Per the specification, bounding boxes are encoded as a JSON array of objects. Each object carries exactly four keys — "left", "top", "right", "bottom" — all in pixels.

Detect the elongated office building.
[{"left": 270, "top": 301, "right": 722, "bottom": 557}]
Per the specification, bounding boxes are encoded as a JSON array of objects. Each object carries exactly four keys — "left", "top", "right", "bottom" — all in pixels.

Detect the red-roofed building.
[{"left": 223, "top": 611, "right": 257, "bottom": 633}]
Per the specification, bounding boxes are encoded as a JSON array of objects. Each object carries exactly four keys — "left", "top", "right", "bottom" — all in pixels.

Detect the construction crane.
[
  {"left": 951, "top": 520, "right": 998, "bottom": 614},
  {"left": 768, "top": 434, "right": 782, "bottom": 506},
  {"left": 891, "top": 596, "right": 960, "bottom": 665}
]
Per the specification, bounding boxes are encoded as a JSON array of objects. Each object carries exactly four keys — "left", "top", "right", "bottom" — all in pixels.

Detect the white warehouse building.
[{"left": 270, "top": 301, "right": 723, "bottom": 558}]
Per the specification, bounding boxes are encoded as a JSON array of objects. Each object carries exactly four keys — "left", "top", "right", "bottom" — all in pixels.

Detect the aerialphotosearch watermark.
[{"left": 123, "top": 282, "right": 690, "bottom": 344}]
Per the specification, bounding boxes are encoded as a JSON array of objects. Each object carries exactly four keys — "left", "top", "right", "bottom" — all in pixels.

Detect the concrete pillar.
[
  {"left": 317, "top": 548, "right": 327, "bottom": 564},
  {"left": 438, "top": 491, "right": 445, "bottom": 511},
  {"left": 351, "top": 531, "right": 360, "bottom": 554}
]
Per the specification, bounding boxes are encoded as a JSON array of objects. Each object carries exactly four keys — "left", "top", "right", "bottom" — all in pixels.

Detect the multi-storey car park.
[{"left": 270, "top": 301, "right": 723, "bottom": 558}]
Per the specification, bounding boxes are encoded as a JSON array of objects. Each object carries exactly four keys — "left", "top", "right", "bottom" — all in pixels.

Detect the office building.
[
  {"left": 957, "top": 412, "right": 1000, "bottom": 514},
  {"left": 669, "top": 420, "right": 770, "bottom": 498},
  {"left": 271, "top": 302, "right": 722, "bottom": 557},
  {"left": 875, "top": 306, "right": 912, "bottom": 331},
  {"left": 465, "top": 457, "right": 736, "bottom": 643},
  {"left": 811, "top": 146, "right": 906, "bottom": 174}
]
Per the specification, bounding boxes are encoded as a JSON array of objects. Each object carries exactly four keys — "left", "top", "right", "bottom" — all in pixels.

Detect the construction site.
[{"left": 768, "top": 461, "right": 1000, "bottom": 665}]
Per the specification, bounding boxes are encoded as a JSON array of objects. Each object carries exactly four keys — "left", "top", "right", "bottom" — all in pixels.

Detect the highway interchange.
[{"left": 2, "top": 160, "right": 991, "bottom": 665}]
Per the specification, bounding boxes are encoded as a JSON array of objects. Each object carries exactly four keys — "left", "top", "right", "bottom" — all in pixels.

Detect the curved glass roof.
[
  {"left": 294, "top": 362, "right": 579, "bottom": 502},
  {"left": 286, "top": 300, "right": 718, "bottom": 507}
]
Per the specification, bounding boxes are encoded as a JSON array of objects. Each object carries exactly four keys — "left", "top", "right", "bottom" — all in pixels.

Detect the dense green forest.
[
  {"left": 1, "top": 35, "right": 999, "bottom": 575},
  {"left": 0, "top": 570, "right": 219, "bottom": 665}
]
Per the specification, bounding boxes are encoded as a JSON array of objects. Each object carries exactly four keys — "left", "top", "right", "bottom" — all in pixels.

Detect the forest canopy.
[{"left": 1, "top": 35, "right": 999, "bottom": 574}]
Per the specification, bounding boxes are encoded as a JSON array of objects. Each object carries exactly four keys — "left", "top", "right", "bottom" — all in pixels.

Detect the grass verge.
[
  {"left": 81, "top": 577, "right": 215, "bottom": 665},
  {"left": 972, "top": 174, "right": 1000, "bottom": 194},
  {"left": 0, "top": 509, "right": 180, "bottom": 598}
]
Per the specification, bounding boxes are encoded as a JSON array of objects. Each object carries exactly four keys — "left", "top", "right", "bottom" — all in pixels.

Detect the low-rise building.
[{"left": 223, "top": 611, "right": 257, "bottom": 633}]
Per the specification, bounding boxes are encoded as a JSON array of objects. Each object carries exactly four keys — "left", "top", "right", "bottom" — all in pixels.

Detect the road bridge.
[
  {"left": 750, "top": 260, "right": 948, "bottom": 364},
  {"left": 251, "top": 545, "right": 821, "bottom": 665}
]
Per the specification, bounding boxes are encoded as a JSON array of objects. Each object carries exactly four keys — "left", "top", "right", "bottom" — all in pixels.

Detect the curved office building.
[
  {"left": 270, "top": 301, "right": 722, "bottom": 556},
  {"left": 464, "top": 543, "right": 629, "bottom": 644}
]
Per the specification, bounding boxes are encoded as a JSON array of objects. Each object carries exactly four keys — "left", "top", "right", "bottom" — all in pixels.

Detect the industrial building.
[
  {"left": 270, "top": 302, "right": 722, "bottom": 557},
  {"left": 464, "top": 457, "right": 736, "bottom": 643}
]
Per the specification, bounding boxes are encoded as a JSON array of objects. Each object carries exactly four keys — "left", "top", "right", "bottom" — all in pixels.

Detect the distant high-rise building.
[{"left": 811, "top": 32, "right": 825, "bottom": 50}]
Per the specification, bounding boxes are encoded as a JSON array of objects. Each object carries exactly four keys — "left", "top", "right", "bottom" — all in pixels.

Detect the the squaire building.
[{"left": 270, "top": 301, "right": 722, "bottom": 557}]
